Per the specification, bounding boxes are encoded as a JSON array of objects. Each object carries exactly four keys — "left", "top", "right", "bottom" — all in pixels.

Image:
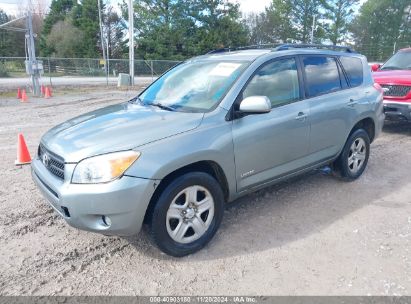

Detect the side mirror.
[
  {"left": 239, "top": 96, "right": 271, "bottom": 114},
  {"left": 371, "top": 63, "right": 381, "bottom": 72}
]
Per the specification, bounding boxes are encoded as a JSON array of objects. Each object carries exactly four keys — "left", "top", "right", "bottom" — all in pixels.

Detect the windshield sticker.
[{"left": 209, "top": 63, "right": 242, "bottom": 77}]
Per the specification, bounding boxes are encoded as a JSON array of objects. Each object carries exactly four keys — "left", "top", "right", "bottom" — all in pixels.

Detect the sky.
[
  {"left": 0, "top": 0, "right": 368, "bottom": 17},
  {"left": 231, "top": 0, "right": 272, "bottom": 14}
]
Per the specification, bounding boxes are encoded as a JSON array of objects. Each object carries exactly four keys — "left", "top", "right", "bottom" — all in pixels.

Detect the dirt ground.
[{"left": 0, "top": 88, "right": 410, "bottom": 296}]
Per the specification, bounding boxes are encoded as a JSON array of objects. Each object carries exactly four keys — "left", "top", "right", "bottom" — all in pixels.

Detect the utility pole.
[
  {"left": 128, "top": 0, "right": 134, "bottom": 86},
  {"left": 97, "top": 0, "right": 108, "bottom": 86},
  {"left": 106, "top": 37, "right": 110, "bottom": 77},
  {"left": 310, "top": 15, "right": 316, "bottom": 44},
  {"left": 25, "top": 10, "right": 40, "bottom": 96},
  {"left": 0, "top": 6, "right": 41, "bottom": 96}
]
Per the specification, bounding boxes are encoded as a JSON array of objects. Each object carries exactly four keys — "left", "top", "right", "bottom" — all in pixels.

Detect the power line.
[{"left": 0, "top": 15, "right": 26, "bottom": 29}]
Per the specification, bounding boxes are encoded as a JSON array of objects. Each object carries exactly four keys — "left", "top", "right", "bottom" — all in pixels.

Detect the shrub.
[{"left": 0, "top": 62, "right": 9, "bottom": 77}]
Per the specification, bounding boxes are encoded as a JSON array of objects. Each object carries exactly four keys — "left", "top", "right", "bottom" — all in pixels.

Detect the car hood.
[
  {"left": 373, "top": 70, "right": 411, "bottom": 85},
  {"left": 41, "top": 102, "right": 204, "bottom": 162}
]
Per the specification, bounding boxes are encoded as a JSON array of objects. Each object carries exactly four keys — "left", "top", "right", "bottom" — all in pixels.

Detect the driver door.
[{"left": 232, "top": 57, "right": 311, "bottom": 192}]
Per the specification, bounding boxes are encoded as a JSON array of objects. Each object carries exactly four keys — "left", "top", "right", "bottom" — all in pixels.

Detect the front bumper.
[
  {"left": 383, "top": 101, "right": 411, "bottom": 121},
  {"left": 31, "top": 156, "right": 158, "bottom": 236}
]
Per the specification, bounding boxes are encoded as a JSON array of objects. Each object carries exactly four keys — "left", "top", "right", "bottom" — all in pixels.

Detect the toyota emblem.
[{"left": 42, "top": 153, "right": 50, "bottom": 167}]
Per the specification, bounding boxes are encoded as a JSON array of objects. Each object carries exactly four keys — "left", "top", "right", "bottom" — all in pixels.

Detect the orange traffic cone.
[
  {"left": 21, "top": 89, "right": 28, "bottom": 102},
  {"left": 17, "top": 88, "right": 22, "bottom": 99},
  {"left": 44, "top": 87, "right": 51, "bottom": 99},
  {"left": 41, "top": 85, "right": 45, "bottom": 96},
  {"left": 15, "top": 133, "right": 31, "bottom": 165}
]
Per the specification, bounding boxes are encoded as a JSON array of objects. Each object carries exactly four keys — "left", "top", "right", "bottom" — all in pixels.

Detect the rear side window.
[
  {"left": 340, "top": 56, "right": 363, "bottom": 87},
  {"left": 302, "top": 56, "right": 341, "bottom": 97}
]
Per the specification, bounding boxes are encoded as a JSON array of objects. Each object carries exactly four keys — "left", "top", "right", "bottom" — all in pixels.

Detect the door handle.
[
  {"left": 295, "top": 112, "right": 308, "bottom": 121},
  {"left": 347, "top": 99, "right": 358, "bottom": 107}
]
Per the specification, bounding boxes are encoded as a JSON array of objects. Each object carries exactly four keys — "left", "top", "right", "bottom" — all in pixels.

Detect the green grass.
[{"left": 0, "top": 91, "right": 17, "bottom": 98}]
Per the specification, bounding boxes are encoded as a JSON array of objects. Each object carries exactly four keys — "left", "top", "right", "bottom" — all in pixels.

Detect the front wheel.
[
  {"left": 335, "top": 128, "right": 370, "bottom": 181},
  {"left": 149, "top": 172, "right": 224, "bottom": 257}
]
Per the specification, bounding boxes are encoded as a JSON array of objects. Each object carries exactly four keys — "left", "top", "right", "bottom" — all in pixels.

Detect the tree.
[
  {"left": 71, "top": 0, "right": 101, "bottom": 58},
  {"left": 130, "top": 0, "right": 189, "bottom": 60},
  {"left": 128, "top": 0, "right": 248, "bottom": 60},
  {"left": 104, "top": 6, "right": 126, "bottom": 59},
  {"left": 40, "top": 0, "right": 101, "bottom": 58},
  {"left": 262, "top": 0, "right": 295, "bottom": 43},
  {"left": 291, "top": 0, "right": 326, "bottom": 43},
  {"left": 245, "top": 0, "right": 329, "bottom": 45},
  {"left": 46, "top": 20, "right": 85, "bottom": 57},
  {"left": 0, "top": 10, "right": 26, "bottom": 57},
  {"left": 323, "top": 0, "right": 359, "bottom": 45},
  {"left": 192, "top": 0, "right": 249, "bottom": 52},
  {"left": 0, "top": 10, "right": 16, "bottom": 57},
  {"left": 244, "top": 12, "right": 267, "bottom": 45},
  {"left": 40, "top": 0, "right": 76, "bottom": 56},
  {"left": 351, "top": 0, "right": 411, "bottom": 61}
]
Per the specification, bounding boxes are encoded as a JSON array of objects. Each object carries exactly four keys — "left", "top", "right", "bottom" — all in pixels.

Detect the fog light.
[{"left": 102, "top": 215, "right": 111, "bottom": 227}]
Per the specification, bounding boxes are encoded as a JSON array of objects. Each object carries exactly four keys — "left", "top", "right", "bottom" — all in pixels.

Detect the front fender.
[{"left": 125, "top": 111, "right": 237, "bottom": 200}]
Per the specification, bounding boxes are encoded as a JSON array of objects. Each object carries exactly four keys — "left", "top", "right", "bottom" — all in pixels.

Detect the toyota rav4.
[{"left": 32, "top": 44, "right": 385, "bottom": 256}]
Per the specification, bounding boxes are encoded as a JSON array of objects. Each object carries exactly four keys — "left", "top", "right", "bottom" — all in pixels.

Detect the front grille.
[
  {"left": 38, "top": 144, "right": 65, "bottom": 180},
  {"left": 381, "top": 84, "right": 411, "bottom": 97}
]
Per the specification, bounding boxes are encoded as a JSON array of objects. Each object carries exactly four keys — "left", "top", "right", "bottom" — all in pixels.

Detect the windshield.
[
  {"left": 138, "top": 60, "right": 248, "bottom": 112},
  {"left": 381, "top": 51, "right": 411, "bottom": 70}
]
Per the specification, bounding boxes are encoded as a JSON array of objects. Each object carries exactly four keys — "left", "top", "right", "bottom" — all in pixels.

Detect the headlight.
[{"left": 72, "top": 151, "right": 140, "bottom": 184}]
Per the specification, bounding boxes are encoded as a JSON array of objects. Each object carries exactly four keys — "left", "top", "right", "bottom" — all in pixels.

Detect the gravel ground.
[{"left": 0, "top": 89, "right": 410, "bottom": 296}]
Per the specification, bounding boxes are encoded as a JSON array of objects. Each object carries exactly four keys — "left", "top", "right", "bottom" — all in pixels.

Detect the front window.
[
  {"left": 380, "top": 50, "right": 411, "bottom": 71},
  {"left": 138, "top": 60, "right": 249, "bottom": 112},
  {"left": 242, "top": 58, "right": 300, "bottom": 108}
]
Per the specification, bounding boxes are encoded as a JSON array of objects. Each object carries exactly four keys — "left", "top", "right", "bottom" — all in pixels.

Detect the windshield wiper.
[
  {"left": 150, "top": 102, "right": 176, "bottom": 111},
  {"left": 128, "top": 96, "right": 142, "bottom": 104},
  {"left": 129, "top": 97, "right": 176, "bottom": 111}
]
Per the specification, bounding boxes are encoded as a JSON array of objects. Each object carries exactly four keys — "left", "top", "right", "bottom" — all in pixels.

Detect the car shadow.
[
  {"left": 382, "top": 120, "right": 411, "bottom": 135},
  {"left": 125, "top": 143, "right": 408, "bottom": 261}
]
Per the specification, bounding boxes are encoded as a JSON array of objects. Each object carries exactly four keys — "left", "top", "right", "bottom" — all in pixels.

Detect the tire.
[
  {"left": 335, "top": 128, "right": 370, "bottom": 181},
  {"left": 149, "top": 172, "right": 224, "bottom": 257}
]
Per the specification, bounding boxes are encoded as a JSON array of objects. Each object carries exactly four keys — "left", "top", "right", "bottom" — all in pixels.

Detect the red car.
[{"left": 372, "top": 48, "right": 411, "bottom": 121}]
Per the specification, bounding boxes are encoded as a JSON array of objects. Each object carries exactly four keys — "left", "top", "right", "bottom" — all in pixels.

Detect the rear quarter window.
[{"left": 340, "top": 56, "right": 364, "bottom": 87}]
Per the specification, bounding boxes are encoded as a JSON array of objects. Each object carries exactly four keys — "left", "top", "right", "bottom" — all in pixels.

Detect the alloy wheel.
[
  {"left": 166, "top": 185, "right": 215, "bottom": 244},
  {"left": 348, "top": 137, "right": 367, "bottom": 174}
]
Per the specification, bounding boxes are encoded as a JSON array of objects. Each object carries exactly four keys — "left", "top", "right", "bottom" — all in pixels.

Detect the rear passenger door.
[{"left": 301, "top": 55, "right": 358, "bottom": 161}]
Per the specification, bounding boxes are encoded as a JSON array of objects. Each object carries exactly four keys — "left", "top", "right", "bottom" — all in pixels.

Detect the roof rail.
[
  {"left": 206, "top": 44, "right": 280, "bottom": 54},
  {"left": 275, "top": 43, "right": 354, "bottom": 53},
  {"left": 207, "top": 48, "right": 233, "bottom": 54},
  {"left": 206, "top": 43, "right": 355, "bottom": 55}
]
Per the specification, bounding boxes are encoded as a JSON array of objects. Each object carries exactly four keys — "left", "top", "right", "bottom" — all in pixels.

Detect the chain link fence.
[
  {"left": 1, "top": 42, "right": 410, "bottom": 81},
  {"left": 0, "top": 57, "right": 181, "bottom": 80},
  {"left": 350, "top": 42, "right": 411, "bottom": 62}
]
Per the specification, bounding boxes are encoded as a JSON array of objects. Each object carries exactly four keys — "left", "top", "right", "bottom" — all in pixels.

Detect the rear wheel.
[
  {"left": 149, "top": 172, "right": 224, "bottom": 257},
  {"left": 335, "top": 129, "right": 370, "bottom": 181}
]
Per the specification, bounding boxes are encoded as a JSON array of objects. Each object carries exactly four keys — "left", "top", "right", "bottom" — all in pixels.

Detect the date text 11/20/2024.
[{"left": 149, "top": 296, "right": 258, "bottom": 303}]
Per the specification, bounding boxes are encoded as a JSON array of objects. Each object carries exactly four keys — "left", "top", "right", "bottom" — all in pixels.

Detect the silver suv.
[{"left": 32, "top": 44, "right": 385, "bottom": 256}]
